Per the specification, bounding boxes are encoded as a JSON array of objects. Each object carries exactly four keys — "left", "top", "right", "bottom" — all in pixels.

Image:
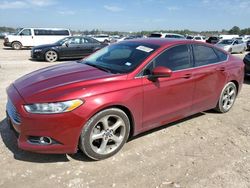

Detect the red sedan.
[{"left": 6, "top": 39, "right": 244, "bottom": 160}]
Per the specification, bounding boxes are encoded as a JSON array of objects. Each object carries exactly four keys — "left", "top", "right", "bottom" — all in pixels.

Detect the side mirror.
[{"left": 148, "top": 66, "right": 172, "bottom": 81}]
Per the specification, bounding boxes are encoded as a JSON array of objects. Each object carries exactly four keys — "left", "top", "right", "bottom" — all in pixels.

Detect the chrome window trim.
[{"left": 134, "top": 46, "right": 229, "bottom": 79}]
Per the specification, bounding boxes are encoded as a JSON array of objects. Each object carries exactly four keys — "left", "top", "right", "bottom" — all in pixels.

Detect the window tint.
[
  {"left": 149, "top": 34, "right": 162, "bottom": 38},
  {"left": 214, "top": 48, "right": 228, "bottom": 61},
  {"left": 34, "top": 29, "right": 69, "bottom": 35},
  {"left": 193, "top": 45, "right": 219, "bottom": 66},
  {"left": 20, "top": 29, "right": 31, "bottom": 36},
  {"left": 68, "top": 37, "right": 82, "bottom": 44},
  {"left": 84, "top": 37, "right": 99, "bottom": 43},
  {"left": 154, "top": 45, "right": 191, "bottom": 71}
]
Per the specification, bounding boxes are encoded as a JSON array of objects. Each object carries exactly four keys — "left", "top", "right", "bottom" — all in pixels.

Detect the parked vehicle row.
[{"left": 6, "top": 38, "right": 244, "bottom": 160}]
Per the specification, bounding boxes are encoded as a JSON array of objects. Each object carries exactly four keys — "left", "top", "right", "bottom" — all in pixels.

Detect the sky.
[{"left": 0, "top": 0, "right": 250, "bottom": 32}]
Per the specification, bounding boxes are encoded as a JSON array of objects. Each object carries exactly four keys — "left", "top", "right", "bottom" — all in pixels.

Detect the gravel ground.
[{"left": 0, "top": 40, "right": 250, "bottom": 188}]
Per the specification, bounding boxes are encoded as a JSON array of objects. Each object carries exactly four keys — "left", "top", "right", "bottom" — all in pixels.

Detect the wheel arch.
[
  {"left": 11, "top": 41, "right": 22, "bottom": 49},
  {"left": 229, "top": 80, "right": 239, "bottom": 95}
]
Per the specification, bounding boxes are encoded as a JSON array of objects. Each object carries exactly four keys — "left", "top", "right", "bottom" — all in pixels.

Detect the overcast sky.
[{"left": 0, "top": 0, "right": 250, "bottom": 31}]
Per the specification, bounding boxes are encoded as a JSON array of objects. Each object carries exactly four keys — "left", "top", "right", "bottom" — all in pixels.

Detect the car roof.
[{"left": 121, "top": 38, "right": 206, "bottom": 47}]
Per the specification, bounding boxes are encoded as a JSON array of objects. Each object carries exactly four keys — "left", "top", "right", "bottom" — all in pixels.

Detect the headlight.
[
  {"left": 34, "top": 49, "right": 43, "bottom": 53},
  {"left": 24, "top": 99, "right": 84, "bottom": 114}
]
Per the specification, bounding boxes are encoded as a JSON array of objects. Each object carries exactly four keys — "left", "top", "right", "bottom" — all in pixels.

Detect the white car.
[
  {"left": 149, "top": 33, "right": 185, "bottom": 39},
  {"left": 92, "top": 34, "right": 110, "bottom": 43},
  {"left": 193, "top": 36, "right": 206, "bottom": 42},
  {"left": 215, "top": 39, "right": 246, "bottom": 53}
]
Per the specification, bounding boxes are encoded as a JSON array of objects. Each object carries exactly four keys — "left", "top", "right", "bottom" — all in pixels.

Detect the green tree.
[{"left": 228, "top": 26, "right": 240, "bottom": 34}]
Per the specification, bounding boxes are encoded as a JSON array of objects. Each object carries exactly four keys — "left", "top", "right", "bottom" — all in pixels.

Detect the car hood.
[{"left": 13, "top": 62, "right": 122, "bottom": 103}]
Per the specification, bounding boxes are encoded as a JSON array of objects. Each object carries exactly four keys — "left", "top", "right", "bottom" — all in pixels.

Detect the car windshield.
[
  {"left": 56, "top": 37, "right": 71, "bottom": 45},
  {"left": 218, "top": 40, "right": 233, "bottom": 45},
  {"left": 80, "top": 42, "right": 159, "bottom": 74}
]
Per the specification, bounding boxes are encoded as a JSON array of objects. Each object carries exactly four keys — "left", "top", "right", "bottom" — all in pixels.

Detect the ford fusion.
[{"left": 6, "top": 39, "right": 244, "bottom": 160}]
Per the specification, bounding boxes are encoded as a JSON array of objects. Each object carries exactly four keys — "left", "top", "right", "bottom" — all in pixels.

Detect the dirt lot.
[{"left": 0, "top": 39, "right": 249, "bottom": 188}]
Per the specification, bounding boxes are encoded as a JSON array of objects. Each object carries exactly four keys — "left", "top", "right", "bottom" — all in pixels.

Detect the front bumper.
[
  {"left": 4, "top": 41, "right": 11, "bottom": 47},
  {"left": 30, "top": 50, "right": 44, "bottom": 60},
  {"left": 6, "top": 84, "right": 87, "bottom": 154}
]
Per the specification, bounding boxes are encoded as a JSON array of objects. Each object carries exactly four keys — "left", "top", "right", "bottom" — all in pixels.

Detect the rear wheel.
[
  {"left": 45, "top": 50, "right": 58, "bottom": 62},
  {"left": 12, "top": 42, "right": 22, "bottom": 50},
  {"left": 79, "top": 108, "right": 130, "bottom": 160},
  {"left": 215, "top": 82, "right": 237, "bottom": 113}
]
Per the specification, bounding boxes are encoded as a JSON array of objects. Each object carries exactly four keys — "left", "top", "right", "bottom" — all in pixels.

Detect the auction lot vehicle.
[
  {"left": 215, "top": 39, "right": 246, "bottom": 53},
  {"left": 92, "top": 34, "right": 110, "bottom": 43},
  {"left": 206, "top": 36, "right": 220, "bottom": 44},
  {"left": 246, "top": 40, "right": 250, "bottom": 50},
  {"left": 6, "top": 39, "right": 244, "bottom": 160},
  {"left": 149, "top": 33, "right": 185, "bottom": 39},
  {"left": 193, "top": 36, "right": 206, "bottom": 42},
  {"left": 4, "top": 28, "right": 71, "bottom": 50},
  {"left": 219, "top": 34, "right": 239, "bottom": 40},
  {"left": 31, "top": 36, "right": 107, "bottom": 62},
  {"left": 243, "top": 52, "right": 250, "bottom": 76}
]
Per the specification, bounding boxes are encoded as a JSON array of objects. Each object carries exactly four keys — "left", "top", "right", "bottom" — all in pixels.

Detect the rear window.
[
  {"left": 214, "top": 48, "right": 228, "bottom": 61},
  {"left": 34, "top": 29, "right": 70, "bottom": 36},
  {"left": 193, "top": 45, "right": 219, "bottom": 66},
  {"left": 149, "top": 34, "right": 162, "bottom": 38}
]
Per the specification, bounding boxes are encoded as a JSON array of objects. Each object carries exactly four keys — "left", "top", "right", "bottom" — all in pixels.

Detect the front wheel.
[
  {"left": 12, "top": 42, "right": 22, "bottom": 50},
  {"left": 79, "top": 108, "right": 130, "bottom": 160},
  {"left": 45, "top": 50, "right": 58, "bottom": 62},
  {"left": 215, "top": 82, "right": 237, "bottom": 113}
]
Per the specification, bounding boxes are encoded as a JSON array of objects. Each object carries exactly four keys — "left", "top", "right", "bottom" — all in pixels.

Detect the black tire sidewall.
[{"left": 80, "top": 108, "right": 130, "bottom": 160}]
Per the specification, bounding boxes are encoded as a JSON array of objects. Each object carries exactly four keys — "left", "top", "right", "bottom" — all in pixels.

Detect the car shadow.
[
  {"left": 0, "top": 117, "right": 93, "bottom": 163},
  {"left": 2, "top": 47, "right": 31, "bottom": 50},
  {"left": 0, "top": 112, "right": 208, "bottom": 163}
]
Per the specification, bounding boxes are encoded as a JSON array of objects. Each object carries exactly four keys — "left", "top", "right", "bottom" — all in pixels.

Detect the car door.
[
  {"left": 81, "top": 37, "right": 102, "bottom": 57},
  {"left": 191, "top": 44, "right": 227, "bottom": 113},
  {"left": 59, "top": 37, "right": 82, "bottom": 58},
  {"left": 142, "top": 44, "right": 195, "bottom": 130},
  {"left": 19, "top": 29, "right": 33, "bottom": 47}
]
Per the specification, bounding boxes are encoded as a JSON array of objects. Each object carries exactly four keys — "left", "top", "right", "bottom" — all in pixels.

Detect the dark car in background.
[
  {"left": 243, "top": 52, "right": 250, "bottom": 76},
  {"left": 246, "top": 40, "right": 250, "bottom": 50},
  {"left": 31, "top": 36, "right": 107, "bottom": 62},
  {"left": 206, "top": 36, "right": 220, "bottom": 44}
]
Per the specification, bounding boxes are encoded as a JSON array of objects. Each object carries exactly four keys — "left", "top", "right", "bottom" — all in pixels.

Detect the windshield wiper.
[{"left": 84, "top": 62, "right": 112, "bottom": 73}]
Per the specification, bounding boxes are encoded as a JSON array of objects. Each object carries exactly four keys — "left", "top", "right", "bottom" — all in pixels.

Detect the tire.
[
  {"left": 79, "top": 108, "right": 130, "bottom": 160},
  {"left": 12, "top": 42, "right": 22, "bottom": 50},
  {"left": 215, "top": 82, "right": 237, "bottom": 113},
  {"left": 45, "top": 50, "right": 58, "bottom": 62}
]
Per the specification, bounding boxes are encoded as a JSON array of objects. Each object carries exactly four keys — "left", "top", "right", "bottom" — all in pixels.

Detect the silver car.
[{"left": 215, "top": 39, "right": 246, "bottom": 53}]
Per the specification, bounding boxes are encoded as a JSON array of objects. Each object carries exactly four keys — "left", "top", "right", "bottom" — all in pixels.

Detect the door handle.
[
  {"left": 182, "top": 73, "right": 192, "bottom": 79},
  {"left": 216, "top": 67, "right": 225, "bottom": 71}
]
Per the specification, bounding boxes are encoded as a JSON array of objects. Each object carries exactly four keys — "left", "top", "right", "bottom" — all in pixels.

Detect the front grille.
[{"left": 6, "top": 99, "right": 21, "bottom": 124}]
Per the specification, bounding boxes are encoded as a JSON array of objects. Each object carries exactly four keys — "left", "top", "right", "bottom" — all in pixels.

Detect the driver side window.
[
  {"left": 143, "top": 45, "right": 191, "bottom": 75},
  {"left": 20, "top": 29, "right": 31, "bottom": 36}
]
